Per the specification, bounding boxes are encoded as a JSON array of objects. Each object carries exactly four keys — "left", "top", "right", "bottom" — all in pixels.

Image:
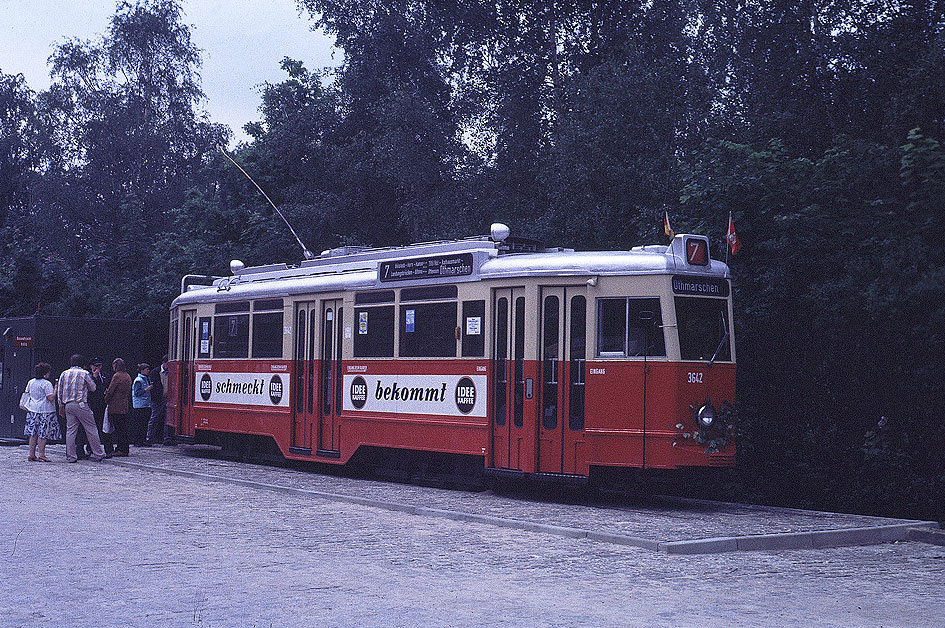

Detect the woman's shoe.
[
  {"left": 37, "top": 456, "right": 51, "bottom": 462},
  {"left": 27, "top": 455, "right": 37, "bottom": 461}
]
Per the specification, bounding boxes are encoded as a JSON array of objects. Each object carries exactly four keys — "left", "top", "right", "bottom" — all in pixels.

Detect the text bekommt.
[{"left": 375, "top": 381, "right": 447, "bottom": 403}]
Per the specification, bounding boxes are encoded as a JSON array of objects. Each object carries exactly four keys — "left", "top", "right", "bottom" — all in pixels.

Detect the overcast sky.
[{"left": 0, "top": 0, "right": 339, "bottom": 144}]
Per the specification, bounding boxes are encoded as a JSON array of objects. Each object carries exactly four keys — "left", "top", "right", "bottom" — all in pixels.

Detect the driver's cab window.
[{"left": 596, "top": 297, "right": 665, "bottom": 357}]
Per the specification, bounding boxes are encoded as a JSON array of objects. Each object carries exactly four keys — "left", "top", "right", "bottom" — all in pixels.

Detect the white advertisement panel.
[
  {"left": 195, "top": 371, "right": 290, "bottom": 407},
  {"left": 343, "top": 374, "right": 487, "bottom": 418}
]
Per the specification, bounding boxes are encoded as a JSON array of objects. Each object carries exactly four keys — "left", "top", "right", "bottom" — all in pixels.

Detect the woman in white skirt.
[{"left": 24, "top": 362, "right": 60, "bottom": 461}]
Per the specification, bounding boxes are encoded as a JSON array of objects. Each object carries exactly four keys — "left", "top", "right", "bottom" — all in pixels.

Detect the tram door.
[
  {"left": 292, "top": 302, "right": 318, "bottom": 450},
  {"left": 317, "top": 300, "right": 343, "bottom": 454},
  {"left": 492, "top": 288, "right": 526, "bottom": 469},
  {"left": 538, "top": 287, "right": 588, "bottom": 475},
  {"left": 178, "top": 309, "right": 197, "bottom": 436}
]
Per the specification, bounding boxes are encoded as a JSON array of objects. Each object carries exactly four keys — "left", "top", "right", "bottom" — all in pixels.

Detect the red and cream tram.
[{"left": 165, "top": 225, "right": 735, "bottom": 480}]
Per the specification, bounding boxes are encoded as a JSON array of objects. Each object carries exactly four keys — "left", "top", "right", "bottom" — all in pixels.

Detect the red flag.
[
  {"left": 726, "top": 212, "right": 741, "bottom": 255},
  {"left": 663, "top": 211, "right": 674, "bottom": 238}
]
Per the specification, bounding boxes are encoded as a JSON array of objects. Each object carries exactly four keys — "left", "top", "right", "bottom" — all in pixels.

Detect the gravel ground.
[{"left": 1, "top": 443, "right": 943, "bottom": 627}]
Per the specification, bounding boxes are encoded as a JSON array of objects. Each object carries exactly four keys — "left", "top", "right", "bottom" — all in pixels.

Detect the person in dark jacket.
[
  {"left": 85, "top": 357, "right": 112, "bottom": 455},
  {"left": 146, "top": 355, "right": 168, "bottom": 445},
  {"left": 104, "top": 358, "right": 133, "bottom": 456}
]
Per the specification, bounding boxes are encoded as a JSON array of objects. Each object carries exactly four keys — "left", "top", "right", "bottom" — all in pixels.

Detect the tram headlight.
[{"left": 695, "top": 402, "right": 717, "bottom": 430}]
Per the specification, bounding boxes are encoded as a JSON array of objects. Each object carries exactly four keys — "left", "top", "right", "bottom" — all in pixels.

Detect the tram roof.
[{"left": 170, "top": 233, "right": 730, "bottom": 308}]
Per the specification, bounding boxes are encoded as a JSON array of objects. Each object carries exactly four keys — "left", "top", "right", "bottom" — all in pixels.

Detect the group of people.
[{"left": 22, "top": 353, "right": 170, "bottom": 463}]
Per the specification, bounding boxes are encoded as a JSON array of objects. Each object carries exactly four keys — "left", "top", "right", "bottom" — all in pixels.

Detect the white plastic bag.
[
  {"left": 103, "top": 407, "right": 114, "bottom": 434},
  {"left": 19, "top": 380, "right": 32, "bottom": 411}
]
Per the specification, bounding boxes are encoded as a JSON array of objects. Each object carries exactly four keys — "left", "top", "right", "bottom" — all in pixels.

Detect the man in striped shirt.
[{"left": 57, "top": 354, "right": 107, "bottom": 462}]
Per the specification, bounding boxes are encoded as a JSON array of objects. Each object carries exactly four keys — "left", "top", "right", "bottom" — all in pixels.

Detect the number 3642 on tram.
[{"left": 165, "top": 224, "right": 736, "bottom": 482}]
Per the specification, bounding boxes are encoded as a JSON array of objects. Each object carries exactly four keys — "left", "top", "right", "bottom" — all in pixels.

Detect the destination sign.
[
  {"left": 672, "top": 275, "right": 730, "bottom": 297},
  {"left": 379, "top": 253, "right": 474, "bottom": 283}
]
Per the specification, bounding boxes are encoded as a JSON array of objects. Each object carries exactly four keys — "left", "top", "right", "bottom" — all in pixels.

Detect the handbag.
[
  {"left": 103, "top": 406, "right": 114, "bottom": 434},
  {"left": 19, "top": 380, "right": 32, "bottom": 412}
]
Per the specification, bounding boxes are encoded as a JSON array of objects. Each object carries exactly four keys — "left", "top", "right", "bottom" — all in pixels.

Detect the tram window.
[
  {"left": 513, "top": 296, "right": 525, "bottom": 427},
  {"left": 295, "top": 310, "right": 306, "bottom": 410},
  {"left": 598, "top": 299, "right": 626, "bottom": 355},
  {"left": 254, "top": 298, "right": 283, "bottom": 311},
  {"left": 569, "top": 295, "right": 587, "bottom": 431},
  {"left": 401, "top": 285, "right": 458, "bottom": 301},
  {"left": 354, "top": 306, "right": 394, "bottom": 357},
  {"left": 183, "top": 317, "right": 192, "bottom": 407},
  {"left": 400, "top": 302, "right": 458, "bottom": 357},
  {"left": 309, "top": 311, "right": 317, "bottom": 414},
  {"left": 355, "top": 291, "right": 395, "bottom": 305},
  {"left": 252, "top": 312, "right": 284, "bottom": 358},
  {"left": 335, "top": 308, "right": 344, "bottom": 411},
  {"left": 627, "top": 299, "right": 665, "bottom": 356},
  {"left": 215, "top": 301, "right": 250, "bottom": 314},
  {"left": 197, "top": 317, "right": 212, "bottom": 358},
  {"left": 494, "top": 298, "right": 508, "bottom": 427},
  {"left": 214, "top": 314, "right": 249, "bottom": 358},
  {"left": 462, "top": 300, "right": 485, "bottom": 357},
  {"left": 675, "top": 297, "right": 731, "bottom": 362},
  {"left": 170, "top": 318, "right": 179, "bottom": 361},
  {"left": 542, "top": 295, "right": 560, "bottom": 430},
  {"left": 596, "top": 298, "right": 666, "bottom": 357}
]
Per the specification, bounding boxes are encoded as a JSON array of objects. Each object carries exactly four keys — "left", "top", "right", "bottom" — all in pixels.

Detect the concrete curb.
[
  {"left": 110, "top": 459, "right": 937, "bottom": 554},
  {"left": 659, "top": 522, "right": 939, "bottom": 554},
  {"left": 907, "top": 526, "right": 945, "bottom": 546}
]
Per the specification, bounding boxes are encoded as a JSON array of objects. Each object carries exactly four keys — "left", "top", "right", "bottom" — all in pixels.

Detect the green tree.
[
  {"left": 679, "top": 133, "right": 944, "bottom": 518},
  {"left": 0, "top": 72, "right": 38, "bottom": 225},
  {"left": 298, "top": 0, "right": 471, "bottom": 243},
  {"left": 236, "top": 58, "right": 343, "bottom": 259},
  {"left": 42, "top": 0, "right": 226, "bottom": 318}
]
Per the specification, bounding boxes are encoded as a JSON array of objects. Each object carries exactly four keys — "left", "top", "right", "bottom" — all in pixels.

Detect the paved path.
[
  {"left": 106, "top": 445, "right": 933, "bottom": 553},
  {"left": 1, "top": 444, "right": 944, "bottom": 627}
]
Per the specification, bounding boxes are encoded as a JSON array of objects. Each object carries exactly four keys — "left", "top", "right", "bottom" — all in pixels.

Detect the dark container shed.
[{"left": 0, "top": 316, "right": 148, "bottom": 442}]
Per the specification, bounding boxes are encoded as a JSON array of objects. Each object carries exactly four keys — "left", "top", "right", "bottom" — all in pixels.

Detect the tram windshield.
[{"left": 675, "top": 297, "right": 732, "bottom": 362}]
